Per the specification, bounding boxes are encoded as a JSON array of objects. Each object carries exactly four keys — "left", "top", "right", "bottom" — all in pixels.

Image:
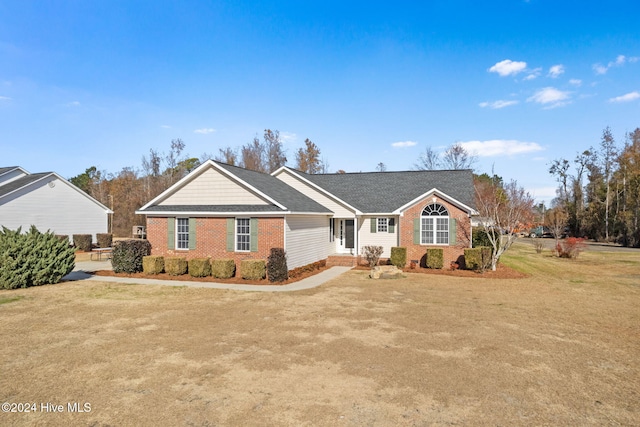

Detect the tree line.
[
  {"left": 548, "top": 126, "right": 640, "bottom": 247},
  {"left": 70, "top": 130, "right": 328, "bottom": 237}
]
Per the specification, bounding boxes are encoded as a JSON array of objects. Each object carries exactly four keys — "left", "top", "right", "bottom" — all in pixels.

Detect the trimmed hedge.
[
  {"left": 212, "top": 259, "right": 235, "bottom": 279},
  {"left": 464, "top": 247, "right": 492, "bottom": 271},
  {"left": 96, "top": 233, "right": 113, "bottom": 248},
  {"left": 241, "top": 259, "right": 266, "bottom": 280},
  {"left": 143, "top": 256, "right": 164, "bottom": 275},
  {"left": 267, "top": 248, "right": 288, "bottom": 282},
  {"left": 111, "top": 239, "right": 151, "bottom": 273},
  {"left": 390, "top": 247, "right": 407, "bottom": 268},
  {"left": 0, "top": 226, "right": 75, "bottom": 289},
  {"left": 425, "top": 248, "right": 444, "bottom": 269},
  {"left": 165, "top": 257, "right": 188, "bottom": 276},
  {"left": 73, "top": 234, "right": 93, "bottom": 251},
  {"left": 188, "top": 258, "right": 212, "bottom": 277}
]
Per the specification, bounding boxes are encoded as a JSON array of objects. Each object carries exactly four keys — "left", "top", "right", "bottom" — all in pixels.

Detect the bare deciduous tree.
[
  {"left": 414, "top": 146, "right": 440, "bottom": 170},
  {"left": 475, "top": 179, "right": 535, "bottom": 271},
  {"left": 264, "top": 129, "right": 287, "bottom": 173},
  {"left": 442, "top": 143, "right": 477, "bottom": 170},
  {"left": 295, "top": 139, "right": 323, "bottom": 174}
]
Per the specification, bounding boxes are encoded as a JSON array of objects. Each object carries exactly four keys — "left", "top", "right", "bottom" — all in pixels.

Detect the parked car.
[{"left": 529, "top": 226, "right": 553, "bottom": 238}]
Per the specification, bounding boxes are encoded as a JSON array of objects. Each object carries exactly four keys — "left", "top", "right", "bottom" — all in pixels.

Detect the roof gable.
[{"left": 138, "top": 161, "right": 331, "bottom": 215}]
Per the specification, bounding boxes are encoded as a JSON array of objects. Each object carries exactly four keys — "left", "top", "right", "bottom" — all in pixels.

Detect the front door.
[{"left": 337, "top": 219, "right": 355, "bottom": 253}]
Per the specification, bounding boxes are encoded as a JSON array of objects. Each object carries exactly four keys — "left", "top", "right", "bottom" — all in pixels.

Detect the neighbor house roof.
[
  {"left": 0, "top": 173, "right": 52, "bottom": 199},
  {"left": 283, "top": 168, "right": 476, "bottom": 214},
  {"left": 137, "top": 160, "right": 332, "bottom": 215},
  {"left": 0, "top": 169, "right": 113, "bottom": 213}
]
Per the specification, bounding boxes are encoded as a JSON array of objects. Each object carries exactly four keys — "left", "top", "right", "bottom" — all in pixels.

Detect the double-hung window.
[
  {"left": 421, "top": 204, "right": 449, "bottom": 245},
  {"left": 236, "top": 218, "right": 251, "bottom": 251},
  {"left": 176, "top": 218, "right": 189, "bottom": 249},
  {"left": 377, "top": 218, "right": 388, "bottom": 233}
]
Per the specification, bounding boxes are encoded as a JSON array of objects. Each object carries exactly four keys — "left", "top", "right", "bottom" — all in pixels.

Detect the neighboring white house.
[{"left": 0, "top": 166, "right": 112, "bottom": 243}]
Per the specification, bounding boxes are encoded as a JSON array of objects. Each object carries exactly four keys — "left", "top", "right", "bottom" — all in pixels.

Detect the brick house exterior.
[{"left": 137, "top": 160, "right": 477, "bottom": 274}]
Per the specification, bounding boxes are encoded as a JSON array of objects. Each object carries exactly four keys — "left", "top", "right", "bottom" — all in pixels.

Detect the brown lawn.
[{"left": 1, "top": 242, "right": 638, "bottom": 426}]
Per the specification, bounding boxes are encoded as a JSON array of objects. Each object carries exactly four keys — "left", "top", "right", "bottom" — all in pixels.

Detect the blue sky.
[{"left": 1, "top": 1, "right": 639, "bottom": 205}]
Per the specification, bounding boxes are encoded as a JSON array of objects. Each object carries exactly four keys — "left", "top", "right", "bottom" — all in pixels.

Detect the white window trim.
[
  {"left": 176, "top": 217, "right": 189, "bottom": 250},
  {"left": 377, "top": 217, "right": 388, "bottom": 233},
  {"left": 235, "top": 218, "right": 251, "bottom": 252},
  {"left": 420, "top": 204, "right": 449, "bottom": 245}
]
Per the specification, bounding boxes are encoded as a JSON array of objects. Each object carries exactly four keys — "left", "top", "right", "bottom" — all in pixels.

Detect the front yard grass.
[{"left": 0, "top": 241, "right": 638, "bottom": 426}]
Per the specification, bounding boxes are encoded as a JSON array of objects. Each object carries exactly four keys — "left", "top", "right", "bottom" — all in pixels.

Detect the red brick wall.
[
  {"left": 146, "top": 216, "right": 284, "bottom": 275},
  {"left": 398, "top": 197, "right": 471, "bottom": 268}
]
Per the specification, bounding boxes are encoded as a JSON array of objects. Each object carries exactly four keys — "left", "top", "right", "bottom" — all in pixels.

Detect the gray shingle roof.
[
  {"left": 0, "top": 166, "right": 20, "bottom": 176},
  {"left": 294, "top": 169, "right": 475, "bottom": 213},
  {"left": 214, "top": 162, "right": 332, "bottom": 214},
  {"left": 0, "top": 173, "right": 51, "bottom": 199}
]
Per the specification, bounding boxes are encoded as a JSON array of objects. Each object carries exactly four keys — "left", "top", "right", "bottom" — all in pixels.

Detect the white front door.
[{"left": 336, "top": 219, "right": 355, "bottom": 253}]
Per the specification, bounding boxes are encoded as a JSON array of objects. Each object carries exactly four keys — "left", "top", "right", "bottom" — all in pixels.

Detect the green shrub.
[
  {"left": 96, "top": 233, "right": 113, "bottom": 248},
  {"left": 362, "top": 245, "right": 384, "bottom": 268},
  {"left": 390, "top": 247, "right": 407, "bottom": 268},
  {"left": 425, "top": 248, "right": 444, "bottom": 269},
  {"left": 241, "top": 259, "right": 266, "bottom": 280},
  {"left": 267, "top": 248, "right": 288, "bottom": 282},
  {"left": 188, "top": 258, "right": 211, "bottom": 277},
  {"left": 165, "top": 257, "right": 188, "bottom": 275},
  {"left": 111, "top": 239, "right": 151, "bottom": 273},
  {"left": 211, "top": 259, "right": 236, "bottom": 279},
  {"left": 143, "top": 256, "right": 164, "bottom": 274},
  {"left": 0, "top": 226, "right": 75, "bottom": 289},
  {"left": 73, "top": 234, "right": 93, "bottom": 251},
  {"left": 464, "top": 248, "right": 482, "bottom": 270}
]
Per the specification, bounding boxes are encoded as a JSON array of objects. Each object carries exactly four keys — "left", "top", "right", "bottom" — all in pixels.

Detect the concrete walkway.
[{"left": 64, "top": 261, "right": 352, "bottom": 292}]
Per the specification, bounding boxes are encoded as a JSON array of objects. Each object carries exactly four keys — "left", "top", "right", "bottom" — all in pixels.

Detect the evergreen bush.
[
  {"left": 425, "top": 248, "right": 444, "bottom": 269},
  {"left": 464, "top": 248, "right": 481, "bottom": 270},
  {"left": 267, "top": 248, "right": 288, "bottom": 282},
  {"left": 142, "top": 256, "right": 164, "bottom": 274},
  {"left": 188, "top": 258, "right": 211, "bottom": 277},
  {"left": 0, "top": 226, "right": 75, "bottom": 289},
  {"left": 111, "top": 239, "right": 151, "bottom": 273},
  {"left": 96, "top": 233, "right": 113, "bottom": 248},
  {"left": 165, "top": 257, "right": 188, "bottom": 275},
  {"left": 211, "top": 259, "right": 236, "bottom": 278},
  {"left": 241, "top": 259, "right": 266, "bottom": 280},
  {"left": 73, "top": 234, "right": 93, "bottom": 251},
  {"left": 390, "top": 247, "right": 407, "bottom": 268}
]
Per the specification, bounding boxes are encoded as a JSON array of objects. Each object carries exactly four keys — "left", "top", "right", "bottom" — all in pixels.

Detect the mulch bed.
[{"left": 91, "top": 266, "right": 331, "bottom": 286}]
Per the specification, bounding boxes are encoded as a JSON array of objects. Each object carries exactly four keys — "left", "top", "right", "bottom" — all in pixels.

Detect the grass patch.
[{"left": 0, "top": 295, "right": 24, "bottom": 305}]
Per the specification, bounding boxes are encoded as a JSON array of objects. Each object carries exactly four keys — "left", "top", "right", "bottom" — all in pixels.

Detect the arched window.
[{"left": 421, "top": 203, "right": 449, "bottom": 244}]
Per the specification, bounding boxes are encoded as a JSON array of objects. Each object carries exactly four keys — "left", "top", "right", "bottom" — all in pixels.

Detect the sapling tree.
[{"left": 474, "top": 179, "right": 535, "bottom": 271}]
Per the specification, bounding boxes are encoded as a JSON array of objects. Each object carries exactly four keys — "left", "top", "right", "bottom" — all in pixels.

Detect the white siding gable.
[
  {"left": 160, "top": 167, "right": 269, "bottom": 206},
  {"left": 0, "top": 168, "right": 28, "bottom": 186},
  {"left": 0, "top": 176, "right": 108, "bottom": 241}
]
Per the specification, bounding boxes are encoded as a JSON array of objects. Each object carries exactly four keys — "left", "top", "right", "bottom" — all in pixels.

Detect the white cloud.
[
  {"left": 528, "top": 187, "right": 558, "bottom": 204},
  {"left": 527, "top": 87, "right": 571, "bottom": 108},
  {"left": 64, "top": 101, "right": 80, "bottom": 107},
  {"left": 0, "top": 95, "right": 11, "bottom": 101},
  {"left": 459, "top": 140, "right": 544, "bottom": 157},
  {"left": 160, "top": 125, "right": 171, "bottom": 129},
  {"left": 593, "top": 54, "right": 632, "bottom": 75},
  {"left": 488, "top": 59, "right": 527, "bottom": 77},
  {"left": 194, "top": 128, "right": 216, "bottom": 134},
  {"left": 523, "top": 68, "right": 542, "bottom": 80},
  {"left": 279, "top": 131, "right": 297, "bottom": 143},
  {"left": 608, "top": 91, "right": 640, "bottom": 103},
  {"left": 391, "top": 141, "right": 417, "bottom": 148},
  {"left": 479, "top": 100, "right": 519, "bottom": 109},
  {"left": 548, "top": 64, "right": 565, "bottom": 78},
  {"left": 569, "top": 79, "right": 582, "bottom": 86}
]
